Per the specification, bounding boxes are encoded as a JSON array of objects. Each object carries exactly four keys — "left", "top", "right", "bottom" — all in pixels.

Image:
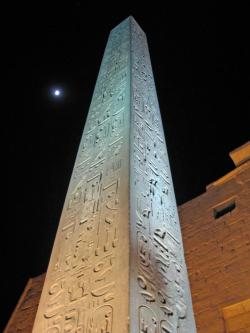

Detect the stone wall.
[
  {"left": 179, "top": 143, "right": 250, "bottom": 333},
  {"left": 4, "top": 274, "right": 45, "bottom": 333}
]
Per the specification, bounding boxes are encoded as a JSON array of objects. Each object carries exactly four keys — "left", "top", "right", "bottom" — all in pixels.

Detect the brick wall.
[{"left": 179, "top": 151, "right": 250, "bottom": 332}]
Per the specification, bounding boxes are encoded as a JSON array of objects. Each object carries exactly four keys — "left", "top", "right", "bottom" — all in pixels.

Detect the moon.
[{"left": 53, "top": 88, "right": 61, "bottom": 96}]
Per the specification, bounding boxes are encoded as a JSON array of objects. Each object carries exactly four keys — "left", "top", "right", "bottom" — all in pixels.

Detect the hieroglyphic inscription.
[
  {"left": 33, "top": 17, "right": 196, "bottom": 333},
  {"left": 33, "top": 18, "right": 131, "bottom": 333},
  {"left": 129, "top": 18, "right": 196, "bottom": 332}
]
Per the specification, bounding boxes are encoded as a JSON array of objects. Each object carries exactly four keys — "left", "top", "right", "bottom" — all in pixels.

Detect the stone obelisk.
[{"left": 32, "top": 17, "right": 196, "bottom": 333}]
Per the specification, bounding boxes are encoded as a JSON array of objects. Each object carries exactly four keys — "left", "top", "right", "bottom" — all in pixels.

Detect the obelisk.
[{"left": 32, "top": 17, "right": 196, "bottom": 333}]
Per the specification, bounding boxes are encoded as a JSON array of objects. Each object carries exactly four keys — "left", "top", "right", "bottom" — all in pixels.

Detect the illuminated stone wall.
[
  {"left": 32, "top": 17, "right": 196, "bottom": 333},
  {"left": 179, "top": 143, "right": 250, "bottom": 333}
]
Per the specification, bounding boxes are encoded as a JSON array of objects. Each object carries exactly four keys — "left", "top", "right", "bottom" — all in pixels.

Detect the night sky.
[{"left": 5, "top": 2, "right": 249, "bottom": 330}]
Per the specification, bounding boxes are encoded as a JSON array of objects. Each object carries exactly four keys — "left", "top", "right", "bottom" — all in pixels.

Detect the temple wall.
[{"left": 179, "top": 146, "right": 250, "bottom": 333}]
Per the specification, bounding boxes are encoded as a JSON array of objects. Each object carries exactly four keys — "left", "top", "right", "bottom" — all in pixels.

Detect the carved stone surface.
[
  {"left": 32, "top": 17, "right": 196, "bottom": 333},
  {"left": 129, "top": 18, "right": 196, "bottom": 333}
]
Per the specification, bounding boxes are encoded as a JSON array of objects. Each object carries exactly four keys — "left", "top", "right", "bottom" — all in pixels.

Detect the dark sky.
[{"left": 4, "top": 2, "right": 249, "bottom": 330}]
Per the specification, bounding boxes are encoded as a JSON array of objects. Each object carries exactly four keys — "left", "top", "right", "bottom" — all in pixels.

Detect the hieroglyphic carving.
[
  {"left": 129, "top": 18, "right": 196, "bottom": 333},
  {"left": 33, "top": 18, "right": 131, "bottom": 333},
  {"left": 33, "top": 17, "right": 196, "bottom": 333}
]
